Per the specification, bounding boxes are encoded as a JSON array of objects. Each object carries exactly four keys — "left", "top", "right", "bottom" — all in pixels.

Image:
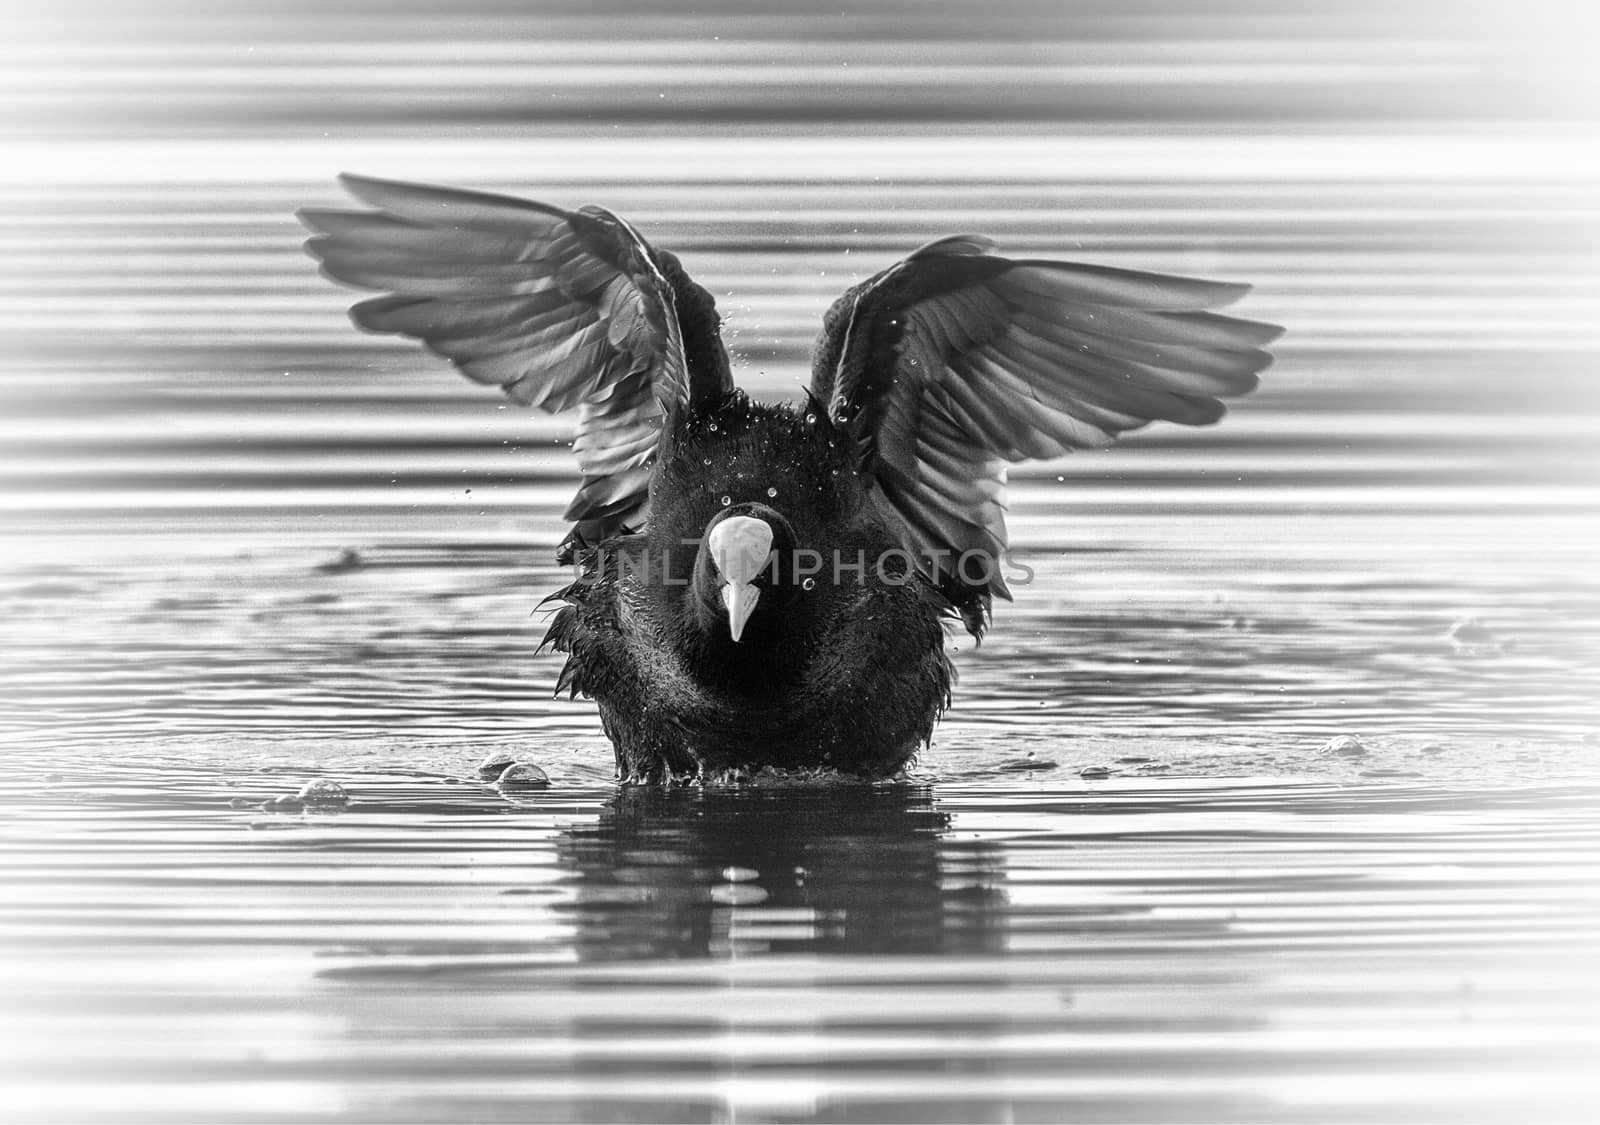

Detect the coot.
[{"left": 300, "top": 176, "right": 1280, "bottom": 780}]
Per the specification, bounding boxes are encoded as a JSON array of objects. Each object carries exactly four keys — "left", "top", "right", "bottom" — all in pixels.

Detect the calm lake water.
[{"left": 4, "top": 2, "right": 1600, "bottom": 1121}]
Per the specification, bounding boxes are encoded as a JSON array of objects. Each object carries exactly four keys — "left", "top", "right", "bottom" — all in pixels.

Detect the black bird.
[{"left": 299, "top": 175, "right": 1280, "bottom": 781}]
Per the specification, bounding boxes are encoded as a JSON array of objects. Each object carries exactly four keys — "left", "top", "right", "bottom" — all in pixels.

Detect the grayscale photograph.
[{"left": 2, "top": 0, "right": 1598, "bottom": 1122}]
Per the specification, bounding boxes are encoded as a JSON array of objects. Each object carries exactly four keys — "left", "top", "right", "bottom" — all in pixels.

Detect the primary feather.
[
  {"left": 810, "top": 237, "right": 1282, "bottom": 629},
  {"left": 299, "top": 174, "right": 733, "bottom": 550}
]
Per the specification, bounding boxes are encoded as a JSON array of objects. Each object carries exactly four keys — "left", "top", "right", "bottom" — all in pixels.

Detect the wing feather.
[
  {"left": 300, "top": 174, "right": 734, "bottom": 550},
  {"left": 813, "top": 238, "right": 1281, "bottom": 634},
  {"left": 999, "top": 262, "right": 1250, "bottom": 310}
]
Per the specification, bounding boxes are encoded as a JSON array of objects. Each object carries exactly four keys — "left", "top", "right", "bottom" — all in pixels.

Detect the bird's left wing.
[{"left": 811, "top": 236, "right": 1282, "bottom": 635}]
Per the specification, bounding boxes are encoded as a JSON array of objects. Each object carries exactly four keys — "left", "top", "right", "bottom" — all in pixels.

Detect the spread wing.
[
  {"left": 299, "top": 174, "right": 733, "bottom": 551},
  {"left": 812, "top": 236, "right": 1282, "bottom": 635}
]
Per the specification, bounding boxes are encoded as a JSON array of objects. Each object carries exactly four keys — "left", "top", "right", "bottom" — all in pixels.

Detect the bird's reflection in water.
[{"left": 555, "top": 783, "right": 1005, "bottom": 960}]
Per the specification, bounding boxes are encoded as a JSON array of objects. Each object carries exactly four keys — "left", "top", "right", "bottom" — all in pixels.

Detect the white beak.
[
  {"left": 708, "top": 515, "right": 774, "bottom": 643},
  {"left": 720, "top": 582, "right": 760, "bottom": 643}
]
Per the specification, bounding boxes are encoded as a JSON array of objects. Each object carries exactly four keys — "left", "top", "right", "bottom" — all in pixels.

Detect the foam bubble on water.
[
  {"left": 476, "top": 752, "right": 517, "bottom": 780},
  {"left": 296, "top": 778, "right": 349, "bottom": 807},
  {"left": 1322, "top": 734, "right": 1368, "bottom": 757},
  {"left": 497, "top": 763, "right": 550, "bottom": 790}
]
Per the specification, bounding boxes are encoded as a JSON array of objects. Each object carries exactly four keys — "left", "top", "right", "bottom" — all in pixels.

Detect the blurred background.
[{"left": 3, "top": 0, "right": 1598, "bottom": 556}]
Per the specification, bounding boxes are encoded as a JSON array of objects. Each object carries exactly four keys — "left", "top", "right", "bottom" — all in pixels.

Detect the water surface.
[{"left": 3, "top": 1, "right": 1600, "bottom": 1121}]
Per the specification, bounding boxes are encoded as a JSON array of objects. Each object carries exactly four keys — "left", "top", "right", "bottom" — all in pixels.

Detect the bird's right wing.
[{"left": 299, "top": 174, "right": 733, "bottom": 548}]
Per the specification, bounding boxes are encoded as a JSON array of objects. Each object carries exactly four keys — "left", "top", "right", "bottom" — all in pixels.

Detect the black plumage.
[{"left": 300, "top": 175, "right": 1281, "bottom": 780}]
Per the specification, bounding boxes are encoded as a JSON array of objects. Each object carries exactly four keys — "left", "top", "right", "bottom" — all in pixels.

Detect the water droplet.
[
  {"left": 708, "top": 423, "right": 718, "bottom": 432},
  {"left": 720, "top": 495, "right": 731, "bottom": 506},
  {"left": 804, "top": 413, "right": 816, "bottom": 424},
  {"left": 709, "top": 884, "right": 768, "bottom": 906},
  {"left": 802, "top": 577, "right": 816, "bottom": 591},
  {"left": 766, "top": 487, "right": 778, "bottom": 498}
]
